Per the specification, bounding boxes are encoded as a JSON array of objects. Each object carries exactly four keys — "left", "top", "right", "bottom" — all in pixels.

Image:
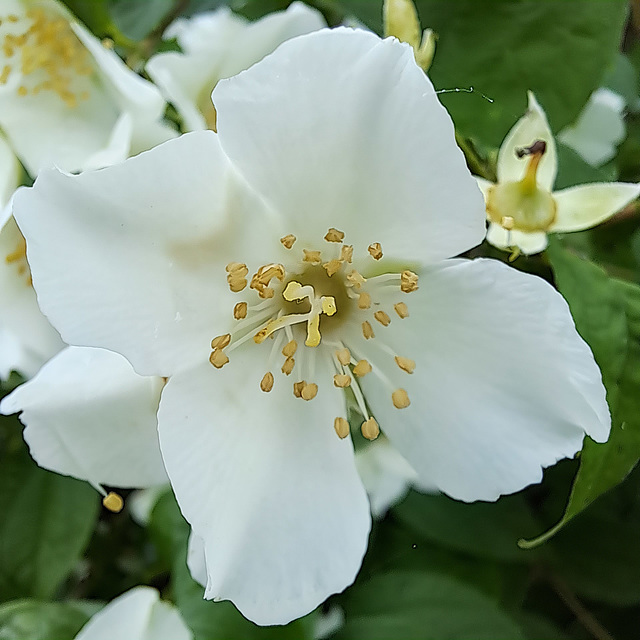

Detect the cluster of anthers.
[
  {"left": 0, "top": 8, "right": 92, "bottom": 107},
  {"left": 209, "top": 228, "right": 419, "bottom": 442}
]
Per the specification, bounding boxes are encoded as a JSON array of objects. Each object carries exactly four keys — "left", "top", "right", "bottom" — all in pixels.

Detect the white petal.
[
  {"left": 186, "top": 532, "right": 207, "bottom": 588},
  {"left": 74, "top": 586, "right": 191, "bottom": 640},
  {"left": 354, "top": 438, "right": 417, "bottom": 517},
  {"left": 551, "top": 182, "right": 640, "bottom": 233},
  {"left": 14, "top": 132, "right": 269, "bottom": 376},
  {"left": 1, "top": 346, "right": 167, "bottom": 489},
  {"left": 486, "top": 222, "right": 548, "bottom": 255},
  {"left": 214, "top": 28, "right": 486, "bottom": 263},
  {"left": 157, "top": 348, "right": 371, "bottom": 625},
  {"left": 0, "top": 328, "right": 42, "bottom": 380},
  {"left": 0, "top": 132, "right": 20, "bottom": 208},
  {"left": 497, "top": 91, "right": 557, "bottom": 191},
  {"left": 355, "top": 259, "right": 609, "bottom": 502},
  {"left": 475, "top": 176, "right": 494, "bottom": 202},
  {"left": 558, "top": 88, "right": 626, "bottom": 167}
]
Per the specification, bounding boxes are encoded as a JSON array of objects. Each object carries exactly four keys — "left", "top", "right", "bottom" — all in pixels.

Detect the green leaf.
[
  {"left": 0, "top": 443, "right": 99, "bottom": 600},
  {"left": 327, "top": 0, "right": 383, "bottom": 32},
  {"left": 417, "top": 0, "right": 628, "bottom": 147},
  {"left": 554, "top": 143, "right": 617, "bottom": 191},
  {"left": 108, "top": 0, "right": 175, "bottom": 41},
  {"left": 0, "top": 600, "right": 89, "bottom": 640},
  {"left": 334, "top": 571, "right": 525, "bottom": 640},
  {"left": 392, "top": 491, "right": 541, "bottom": 563},
  {"left": 521, "top": 243, "right": 640, "bottom": 547},
  {"left": 61, "top": 0, "right": 116, "bottom": 36}
]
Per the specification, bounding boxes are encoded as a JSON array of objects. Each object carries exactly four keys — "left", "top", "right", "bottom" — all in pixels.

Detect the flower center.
[
  {"left": 208, "top": 228, "right": 419, "bottom": 442},
  {"left": 0, "top": 8, "right": 93, "bottom": 107},
  {"left": 486, "top": 140, "right": 557, "bottom": 233}
]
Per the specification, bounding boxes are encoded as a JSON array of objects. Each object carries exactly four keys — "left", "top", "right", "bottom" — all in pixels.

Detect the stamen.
[
  {"left": 358, "top": 292, "right": 371, "bottom": 309},
  {"left": 368, "top": 242, "right": 383, "bottom": 260},
  {"left": 392, "top": 388, "right": 411, "bottom": 409},
  {"left": 301, "top": 383, "right": 318, "bottom": 400},
  {"left": 353, "top": 360, "right": 372, "bottom": 377},
  {"left": 302, "top": 249, "right": 322, "bottom": 265},
  {"left": 233, "top": 302, "right": 248, "bottom": 320},
  {"left": 362, "top": 321, "right": 375, "bottom": 339},
  {"left": 250, "top": 263, "right": 285, "bottom": 298},
  {"left": 226, "top": 262, "right": 248, "bottom": 274},
  {"left": 501, "top": 215, "right": 515, "bottom": 231},
  {"left": 395, "top": 356, "right": 415, "bottom": 374},
  {"left": 280, "top": 234, "right": 296, "bottom": 249},
  {"left": 293, "top": 381, "right": 306, "bottom": 398},
  {"left": 282, "top": 340, "right": 297, "bottom": 357},
  {"left": 260, "top": 371, "right": 274, "bottom": 392},
  {"left": 281, "top": 356, "right": 295, "bottom": 375},
  {"left": 324, "top": 228, "right": 345, "bottom": 242},
  {"left": 394, "top": 302, "right": 409, "bottom": 319},
  {"left": 209, "top": 349, "right": 229, "bottom": 369},
  {"left": 210, "top": 334, "right": 231, "bottom": 349},
  {"left": 361, "top": 417, "right": 380, "bottom": 441},
  {"left": 346, "top": 270, "right": 366, "bottom": 289},
  {"left": 333, "top": 373, "right": 351, "bottom": 387},
  {"left": 102, "top": 492, "right": 124, "bottom": 513},
  {"left": 321, "top": 297, "right": 337, "bottom": 316},
  {"left": 228, "top": 275, "right": 247, "bottom": 292},
  {"left": 340, "top": 245, "right": 354, "bottom": 263},
  {"left": 400, "top": 270, "right": 419, "bottom": 293},
  {"left": 336, "top": 348, "right": 351, "bottom": 366},
  {"left": 323, "top": 258, "right": 342, "bottom": 277},
  {"left": 334, "top": 417, "right": 350, "bottom": 439},
  {"left": 374, "top": 310, "right": 391, "bottom": 327},
  {"left": 516, "top": 139, "right": 546, "bottom": 194}
]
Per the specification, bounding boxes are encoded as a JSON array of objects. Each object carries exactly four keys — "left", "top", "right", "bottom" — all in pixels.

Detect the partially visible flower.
[
  {"left": 0, "top": 0, "right": 176, "bottom": 175},
  {"left": 383, "top": 0, "right": 435, "bottom": 72},
  {"left": 558, "top": 87, "right": 626, "bottom": 167},
  {"left": 0, "top": 129, "right": 19, "bottom": 205},
  {"left": 74, "top": 586, "right": 192, "bottom": 640},
  {"left": 478, "top": 92, "right": 640, "bottom": 255},
  {"left": 146, "top": 2, "right": 325, "bottom": 131}
]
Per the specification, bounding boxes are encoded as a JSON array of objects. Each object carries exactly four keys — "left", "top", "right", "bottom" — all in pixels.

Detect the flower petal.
[
  {"left": 186, "top": 532, "right": 207, "bottom": 588},
  {"left": 14, "top": 132, "right": 268, "bottom": 376},
  {"left": 157, "top": 348, "right": 371, "bottom": 625},
  {"left": 214, "top": 28, "right": 486, "bottom": 263},
  {"left": 551, "top": 182, "right": 640, "bottom": 233},
  {"left": 475, "top": 176, "right": 494, "bottom": 202},
  {"left": 497, "top": 91, "right": 557, "bottom": 191},
  {"left": 1, "top": 346, "right": 167, "bottom": 489},
  {"left": 75, "top": 587, "right": 191, "bottom": 640},
  {"left": 0, "top": 132, "right": 20, "bottom": 208},
  {"left": 355, "top": 259, "right": 609, "bottom": 502},
  {"left": 486, "top": 221, "right": 548, "bottom": 255}
]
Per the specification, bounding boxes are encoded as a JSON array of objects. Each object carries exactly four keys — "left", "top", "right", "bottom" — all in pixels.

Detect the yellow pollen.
[
  {"left": 334, "top": 417, "right": 350, "bottom": 439},
  {"left": 401, "top": 270, "right": 419, "bottom": 293},
  {"left": 321, "top": 296, "right": 337, "bottom": 316},
  {"left": 501, "top": 215, "right": 515, "bottom": 231},
  {"left": 17, "top": 85, "right": 27, "bottom": 96},
  {"left": 368, "top": 242, "right": 383, "bottom": 260},
  {"left": 323, "top": 258, "right": 342, "bottom": 277},
  {"left": 361, "top": 417, "right": 380, "bottom": 441},
  {"left": 280, "top": 234, "right": 296, "bottom": 249},
  {"left": 260, "top": 371, "right": 274, "bottom": 392},
  {"left": 301, "top": 383, "right": 318, "bottom": 401},
  {"left": 394, "top": 302, "right": 409, "bottom": 318},
  {"left": 358, "top": 292, "right": 372, "bottom": 309},
  {"left": 281, "top": 356, "right": 295, "bottom": 375},
  {"left": 324, "top": 227, "right": 345, "bottom": 242},
  {"left": 353, "top": 360, "right": 372, "bottom": 377},
  {"left": 293, "top": 380, "right": 306, "bottom": 398},
  {"left": 282, "top": 340, "right": 297, "bottom": 357},
  {"left": 346, "top": 269, "right": 366, "bottom": 289},
  {"left": 336, "top": 348, "right": 351, "bottom": 366},
  {"left": 233, "top": 302, "right": 248, "bottom": 320},
  {"left": 102, "top": 492, "right": 124, "bottom": 513},
  {"left": 227, "top": 276, "right": 247, "bottom": 292},
  {"left": 302, "top": 249, "right": 322, "bottom": 265},
  {"left": 362, "top": 321, "right": 375, "bottom": 339},
  {"left": 101, "top": 37, "right": 114, "bottom": 49},
  {"left": 261, "top": 287, "right": 275, "bottom": 299},
  {"left": 333, "top": 373, "right": 351, "bottom": 388},
  {"left": 374, "top": 310, "right": 391, "bottom": 326},
  {"left": 250, "top": 263, "right": 285, "bottom": 299},
  {"left": 209, "top": 348, "right": 229, "bottom": 369},
  {"left": 340, "top": 245, "right": 354, "bottom": 263},
  {"left": 226, "top": 262, "right": 248, "bottom": 274},
  {"left": 395, "top": 356, "right": 416, "bottom": 374},
  {"left": 0, "top": 64, "right": 10, "bottom": 84},
  {"left": 210, "top": 333, "right": 231, "bottom": 349},
  {"left": 5, "top": 237, "right": 26, "bottom": 264},
  {"left": 8, "top": 15, "right": 19, "bottom": 22},
  {"left": 392, "top": 388, "right": 411, "bottom": 409}
]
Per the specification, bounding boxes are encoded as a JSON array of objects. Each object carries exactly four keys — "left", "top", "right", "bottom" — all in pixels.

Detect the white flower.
[
  {"left": 0, "top": 0, "right": 176, "bottom": 175},
  {"left": 558, "top": 87, "right": 626, "bottom": 167},
  {"left": 478, "top": 92, "right": 640, "bottom": 255},
  {"left": 146, "top": 2, "right": 325, "bottom": 131},
  {"left": 12, "top": 29, "right": 610, "bottom": 624},
  {"left": 74, "top": 586, "right": 192, "bottom": 640}
]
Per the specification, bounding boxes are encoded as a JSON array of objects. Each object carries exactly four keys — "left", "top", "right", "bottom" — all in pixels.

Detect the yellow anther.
[
  {"left": 209, "top": 348, "right": 229, "bottom": 369},
  {"left": 353, "top": 360, "right": 372, "bottom": 377},
  {"left": 501, "top": 215, "right": 515, "bottom": 231},
  {"left": 368, "top": 242, "right": 383, "bottom": 260},
  {"left": 303, "top": 249, "right": 322, "bottom": 265},
  {"left": 336, "top": 348, "right": 351, "bottom": 366},
  {"left": 233, "top": 302, "right": 248, "bottom": 320},
  {"left": 323, "top": 258, "right": 342, "bottom": 277},
  {"left": 226, "top": 262, "right": 248, "bottom": 275},
  {"left": 394, "top": 302, "right": 409, "bottom": 318},
  {"left": 400, "top": 270, "right": 419, "bottom": 293},
  {"left": 293, "top": 380, "right": 306, "bottom": 398},
  {"left": 210, "top": 333, "right": 231, "bottom": 349},
  {"left": 5, "top": 237, "right": 26, "bottom": 264},
  {"left": 346, "top": 270, "right": 366, "bottom": 289},
  {"left": 374, "top": 310, "right": 391, "bottom": 327},
  {"left": 8, "top": 14, "right": 19, "bottom": 22},
  {"left": 392, "top": 388, "right": 411, "bottom": 409},
  {"left": 358, "top": 292, "right": 372, "bottom": 309},
  {"left": 340, "top": 245, "right": 354, "bottom": 263},
  {"left": 324, "top": 228, "right": 345, "bottom": 242},
  {"left": 395, "top": 356, "right": 415, "bottom": 374},
  {"left": 250, "top": 263, "right": 285, "bottom": 298},
  {"left": 280, "top": 234, "right": 296, "bottom": 249},
  {"left": 101, "top": 37, "right": 114, "bottom": 49},
  {"left": 282, "top": 340, "right": 298, "bottom": 357},
  {"left": 260, "top": 372, "right": 274, "bottom": 392},
  {"left": 301, "top": 383, "right": 318, "bottom": 401},
  {"left": 361, "top": 417, "right": 380, "bottom": 441},
  {"left": 0, "top": 65, "right": 10, "bottom": 84},
  {"left": 321, "top": 296, "right": 337, "bottom": 316},
  {"left": 102, "top": 492, "right": 124, "bottom": 513},
  {"left": 362, "top": 321, "right": 375, "bottom": 339},
  {"left": 334, "top": 373, "right": 351, "bottom": 388},
  {"left": 227, "top": 276, "right": 247, "bottom": 292},
  {"left": 334, "top": 417, "right": 350, "bottom": 439},
  {"left": 17, "top": 85, "right": 27, "bottom": 96},
  {"left": 281, "top": 356, "right": 295, "bottom": 375},
  {"left": 261, "top": 287, "right": 275, "bottom": 299}
]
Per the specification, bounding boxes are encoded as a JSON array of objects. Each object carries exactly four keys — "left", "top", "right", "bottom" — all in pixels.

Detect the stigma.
[{"left": 209, "top": 228, "right": 419, "bottom": 442}]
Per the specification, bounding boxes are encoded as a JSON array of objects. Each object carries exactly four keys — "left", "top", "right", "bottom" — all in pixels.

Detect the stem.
[{"left": 455, "top": 132, "right": 497, "bottom": 182}]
